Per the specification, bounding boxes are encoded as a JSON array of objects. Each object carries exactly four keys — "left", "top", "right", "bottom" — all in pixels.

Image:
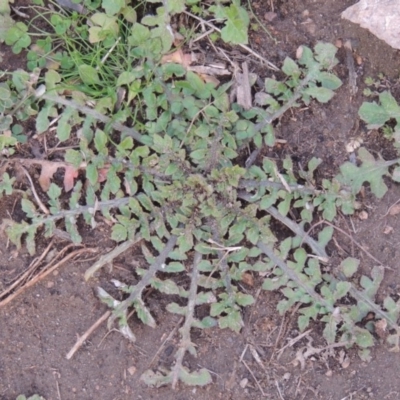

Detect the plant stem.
[
  {"left": 111, "top": 234, "right": 178, "bottom": 321},
  {"left": 84, "top": 236, "right": 142, "bottom": 280},
  {"left": 37, "top": 91, "right": 145, "bottom": 144},
  {"left": 238, "top": 179, "right": 319, "bottom": 195},
  {"left": 171, "top": 251, "right": 202, "bottom": 389},
  {"left": 257, "top": 241, "right": 334, "bottom": 311}
]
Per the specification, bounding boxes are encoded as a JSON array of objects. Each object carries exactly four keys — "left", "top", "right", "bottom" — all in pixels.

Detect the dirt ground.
[{"left": 2, "top": 0, "right": 400, "bottom": 399}]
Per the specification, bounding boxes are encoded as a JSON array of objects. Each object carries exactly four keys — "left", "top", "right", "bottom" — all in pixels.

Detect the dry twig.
[
  {"left": 148, "top": 317, "right": 184, "bottom": 368},
  {"left": 19, "top": 165, "right": 50, "bottom": 215},
  {"left": 0, "top": 246, "right": 97, "bottom": 307},
  {"left": 66, "top": 310, "right": 111, "bottom": 359},
  {"left": 183, "top": 11, "right": 279, "bottom": 71},
  {"left": 242, "top": 359, "right": 268, "bottom": 397}
]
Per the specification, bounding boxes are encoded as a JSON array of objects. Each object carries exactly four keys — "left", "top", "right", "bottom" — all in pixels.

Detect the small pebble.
[
  {"left": 127, "top": 366, "right": 137, "bottom": 376},
  {"left": 240, "top": 378, "right": 248, "bottom": 388},
  {"left": 264, "top": 11, "right": 277, "bottom": 22},
  {"left": 283, "top": 372, "right": 291, "bottom": 380}
]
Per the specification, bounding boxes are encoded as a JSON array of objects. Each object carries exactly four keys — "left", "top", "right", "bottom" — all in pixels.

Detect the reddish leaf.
[
  {"left": 161, "top": 49, "right": 194, "bottom": 68},
  {"left": 39, "top": 163, "right": 59, "bottom": 192},
  {"left": 98, "top": 167, "right": 109, "bottom": 183},
  {"left": 63, "top": 166, "right": 79, "bottom": 192}
]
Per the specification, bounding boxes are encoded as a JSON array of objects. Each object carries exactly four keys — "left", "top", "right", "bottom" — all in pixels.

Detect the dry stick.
[
  {"left": 12, "top": 157, "right": 74, "bottom": 170},
  {"left": 0, "top": 247, "right": 97, "bottom": 307},
  {"left": 381, "top": 197, "right": 400, "bottom": 218},
  {"left": 147, "top": 317, "right": 184, "bottom": 368},
  {"left": 268, "top": 315, "right": 287, "bottom": 362},
  {"left": 183, "top": 10, "right": 279, "bottom": 71},
  {"left": 66, "top": 310, "right": 111, "bottom": 360},
  {"left": 275, "top": 379, "right": 286, "bottom": 400},
  {"left": 242, "top": 359, "right": 268, "bottom": 397},
  {"left": 171, "top": 251, "right": 202, "bottom": 389},
  {"left": 0, "top": 238, "right": 55, "bottom": 299},
  {"left": 19, "top": 165, "right": 50, "bottom": 215},
  {"left": 84, "top": 236, "right": 142, "bottom": 280},
  {"left": 303, "top": 219, "right": 386, "bottom": 268},
  {"left": 276, "top": 329, "right": 313, "bottom": 360}
]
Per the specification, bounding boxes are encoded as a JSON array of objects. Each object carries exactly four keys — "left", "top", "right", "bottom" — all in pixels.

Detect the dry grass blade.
[
  {"left": 0, "top": 246, "right": 97, "bottom": 307},
  {"left": 0, "top": 238, "right": 55, "bottom": 300},
  {"left": 66, "top": 310, "right": 111, "bottom": 360},
  {"left": 19, "top": 165, "right": 50, "bottom": 215},
  {"left": 183, "top": 10, "right": 279, "bottom": 71}
]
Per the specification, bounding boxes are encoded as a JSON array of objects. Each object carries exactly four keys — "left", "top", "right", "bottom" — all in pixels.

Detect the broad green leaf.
[
  {"left": 218, "top": 309, "right": 243, "bottom": 332},
  {"left": 78, "top": 64, "right": 101, "bottom": 85},
  {"left": 338, "top": 147, "right": 393, "bottom": 198},
  {"left": 298, "top": 45, "right": 314, "bottom": 68},
  {"left": 235, "top": 292, "right": 254, "bottom": 307},
  {"left": 210, "top": 302, "right": 226, "bottom": 317},
  {"left": 86, "top": 163, "right": 98, "bottom": 185},
  {"left": 340, "top": 257, "right": 359, "bottom": 278},
  {"left": 355, "top": 328, "right": 374, "bottom": 348},
  {"left": 0, "top": 172, "right": 15, "bottom": 195},
  {"left": 302, "top": 86, "right": 334, "bottom": 103},
  {"left": 315, "top": 71, "right": 342, "bottom": 90},
  {"left": 334, "top": 281, "right": 351, "bottom": 300},
  {"left": 314, "top": 42, "right": 339, "bottom": 69},
  {"left": 102, "top": 0, "right": 125, "bottom": 15},
  {"left": 358, "top": 102, "right": 390, "bottom": 128},
  {"left": 190, "top": 148, "right": 207, "bottom": 161},
  {"left": 134, "top": 299, "right": 156, "bottom": 327},
  {"left": 166, "top": 302, "right": 186, "bottom": 315},
  {"left": 57, "top": 107, "right": 75, "bottom": 141},
  {"left": 192, "top": 316, "right": 217, "bottom": 329},
  {"left": 116, "top": 71, "right": 137, "bottom": 86},
  {"left": 65, "top": 215, "right": 82, "bottom": 244},
  {"left": 21, "top": 198, "right": 36, "bottom": 218},
  {"left": 164, "top": 262, "right": 185, "bottom": 273},
  {"left": 152, "top": 278, "right": 181, "bottom": 295},
  {"left": 322, "top": 309, "right": 339, "bottom": 344},
  {"left": 379, "top": 90, "right": 400, "bottom": 116},
  {"left": 5, "top": 22, "right": 31, "bottom": 54},
  {"left": 128, "top": 23, "right": 150, "bottom": 46},
  {"left": 112, "top": 224, "right": 128, "bottom": 242},
  {"left": 282, "top": 57, "right": 300, "bottom": 77},
  {"left": 94, "top": 129, "right": 108, "bottom": 151},
  {"left": 213, "top": 2, "right": 249, "bottom": 44},
  {"left": 0, "top": 14, "right": 15, "bottom": 43},
  {"left": 166, "top": 0, "right": 186, "bottom": 14},
  {"left": 0, "top": 0, "right": 12, "bottom": 14}
]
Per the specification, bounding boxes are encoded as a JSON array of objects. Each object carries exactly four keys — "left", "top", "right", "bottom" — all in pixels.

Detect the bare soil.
[{"left": 2, "top": 0, "right": 400, "bottom": 399}]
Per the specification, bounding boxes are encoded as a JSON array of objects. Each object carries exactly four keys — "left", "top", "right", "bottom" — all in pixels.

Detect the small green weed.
[{"left": 1, "top": 0, "right": 400, "bottom": 389}]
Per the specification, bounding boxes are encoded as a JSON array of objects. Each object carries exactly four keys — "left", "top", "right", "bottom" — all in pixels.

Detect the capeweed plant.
[{"left": 2, "top": 0, "right": 400, "bottom": 388}]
